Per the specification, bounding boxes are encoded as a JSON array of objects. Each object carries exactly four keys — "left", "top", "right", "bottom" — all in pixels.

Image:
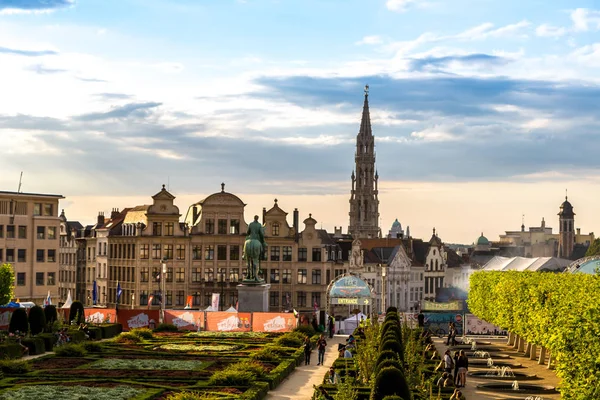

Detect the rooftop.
[{"left": 0, "top": 190, "right": 64, "bottom": 199}]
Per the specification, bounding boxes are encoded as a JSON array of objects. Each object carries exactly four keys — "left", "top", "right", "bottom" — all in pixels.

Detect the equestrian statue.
[{"left": 242, "top": 215, "right": 267, "bottom": 283}]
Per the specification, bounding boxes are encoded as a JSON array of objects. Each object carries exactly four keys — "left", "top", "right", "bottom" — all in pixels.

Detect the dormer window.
[{"left": 272, "top": 223, "right": 280, "bottom": 236}]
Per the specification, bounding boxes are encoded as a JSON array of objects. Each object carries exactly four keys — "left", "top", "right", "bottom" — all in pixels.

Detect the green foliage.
[
  {"left": 166, "top": 392, "right": 219, "bottom": 400},
  {"left": 153, "top": 323, "right": 178, "bottom": 332},
  {"left": 468, "top": 270, "right": 600, "bottom": 399},
  {"left": 274, "top": 331, "right": 305, "bottom": 348},
  {"left": 585, "top": 238, "right": 600, "bottom": 257},
  {"left": 0, "top": 359, "right": 31, "bottom": 374},
  {"left": 0, "top": 385, "right": 143, "bottom": 400},
  {"left": 208, "top": 369, "right": 254, "bottom": 386},
  {"left": 8, "top": 308, "right": 28, "bottom": 333},
  {"left": 28, "top": 305, "right": 46, "bottom": 335},
  {"left": 382, "top": 396, "right": 404, "bottom": 400},
  {"left": 0, "top": 342, "right": 26, "bottom": 359},
  {"left": 0, "top": 263, "right": 15, "bottom": 305},
  {"left": 82, "top": 341, "right": 104, "bottom": 353},
  {"left": 43, "top": 305, "right": 57, "bottom": 328},
  {"left": 54, "top": 343, "right": 87, "bottom": 357},
  {"left": 131, "top": 327, "right": 153, "bottom": 339},
  {"left": 374, "top": 358, "right": 403, "bottom": 376},
  {"left": 251, "top": 348, "right": 281, "bottom": 363},
  {"left": 69, "top": 301, "right": 85, "bottom": 324},
  {"left": 21, "top": 337, "right": 45, "bottom": 355},
  {"left": 100, "top": 323, "right": 122, "bottom": 338},
  {"left": 354, "top": 317, "right": 381, "bottom": 384},
  {"left": 90, "top": 358, "right": 204, "bottom": 370},
  {"left": 114, "top": 332, "right": 141, "bottom": 343},
  {"left": 375, "top": 350, "right": 400, "bottom": 367},
  {"left": 386, "top": 307, "right": 398, "bottom": 314},
  {"left": 294, "top": 324, "right": 316, "bottom": 337},
  {"left": 333, "top": 378, "right": 358, "bottom": 400},
  {"left": 371, "top": 366, "right": 411, "bottom": 400},
  {"left": 380, "top": 340, "right": 403, "bottom": 361}
]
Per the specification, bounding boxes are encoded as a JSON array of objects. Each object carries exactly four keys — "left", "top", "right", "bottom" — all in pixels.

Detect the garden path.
[{"left": 264, "top": 335, "right": 346, "bottom": 400}]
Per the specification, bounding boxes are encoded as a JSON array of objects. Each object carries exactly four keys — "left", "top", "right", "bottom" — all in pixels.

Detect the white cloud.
[
  {"left": 386, "top": 0, "right": 423, "bottom": 13},
  {"left": 455, "top": 20, "right": 531, "bottom": 40},
  {"left": 535, "top": 24, "right": 567, "bottom": 37},
  {"left": 571, "top": 8, "right": 600, "bottom": 32},
  {"left": 410, "top": 126, "right": 459, "bottom": 142},
  {"left": 356, "top": 35, "right": 384, "bottom": 45}
]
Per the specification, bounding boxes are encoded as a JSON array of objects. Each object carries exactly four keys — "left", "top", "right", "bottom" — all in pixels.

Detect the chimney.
[
  {"left": 97, "top": 212, "right": 105, "bottom": 226},
  {"left": 262, "top": 207, "right": 267, "bottom": 224},
  {"left": 111, "top": 208, "right": 120, "bottom": 219},
  {"left": 577, "top": 228, "right": 581, "bottom": 235},
  {"left": 293, "top": 208, "right": 299, "bottom": 241}
]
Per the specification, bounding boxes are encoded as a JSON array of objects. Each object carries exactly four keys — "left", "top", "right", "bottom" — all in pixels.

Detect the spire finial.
[
  {"left": 565, "top": 188, "right": 568, "bottom": 200},
  {"left": 162, "top": 184, "right": 166, "bottom": 190},
  {"left": 364, "top": 84, "right": 369, "bottom": 96},
  {"left": 221, "top": 182, "right": 225, "bottom": 192},
  {"left": 274, "top": 198, "right": 278, "bottom": 204},
  {"left": 433, "top": 227, "right": 436, "bottom": 235}
]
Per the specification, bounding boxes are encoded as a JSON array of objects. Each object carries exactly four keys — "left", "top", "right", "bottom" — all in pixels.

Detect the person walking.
[
  {"left": 456, "top": 350, "right": 469, "bottom": 387},
  {"left": 328, "top": 316, "right": 335, "bottom": 338},
  {"left": 417, "top": 310, "right": 425, "bottom": 327},
  {"left": 317, "top": 334, "right": 327, "bottom": 365},
  {"left": 303, "top": 336, "right": 312, "bottom": 365},
  {"left": 443, "top": 350, "right": 454, "bottom": 375}
]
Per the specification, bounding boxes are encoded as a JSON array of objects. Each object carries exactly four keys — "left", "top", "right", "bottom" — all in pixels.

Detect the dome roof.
[
  {"left": 477, "top": 233, "right": 490, "bottom": 246},
  {"left": 559, "top": 196, "right": 575, "bottom": 217},
  {"left": 392, "top": 218, "right": 401, "bottom": 228}
]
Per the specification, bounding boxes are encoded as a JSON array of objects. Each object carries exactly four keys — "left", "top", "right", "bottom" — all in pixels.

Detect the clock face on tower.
[{"left": 160, "top": 205, "right": 167, "bottom": 211}]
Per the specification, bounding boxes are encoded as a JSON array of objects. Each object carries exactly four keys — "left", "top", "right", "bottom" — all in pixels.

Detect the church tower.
[
  {"left": 558, "top": 194, "right": 575, "bottom": 259},
  {"left": 349, "top": 85, "right": 380, "bottom": 239}
]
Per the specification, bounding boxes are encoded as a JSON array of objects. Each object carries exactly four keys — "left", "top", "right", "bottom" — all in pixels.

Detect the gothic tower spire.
[{"left": 349, "top": 85, "right": 380, "bottom": 239}]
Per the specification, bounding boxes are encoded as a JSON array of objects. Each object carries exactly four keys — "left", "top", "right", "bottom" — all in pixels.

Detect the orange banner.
[
  {"left": 164, "top": 310, "right": 205, "bottom": 331},
  {"left": 205, "top": 312, "right": 252, "bottom": 332},
  {"left": 84, "top": 308, "right": 117, "bottom": 324},
  {"left": 0, "top": 308, "right": 18, "bottom": 330},
  {"left": 117, "top": 310, "right": 160, "bottom": 331},
  {"left": 252, "top": 312, "right": 297, "bottom": 332}
]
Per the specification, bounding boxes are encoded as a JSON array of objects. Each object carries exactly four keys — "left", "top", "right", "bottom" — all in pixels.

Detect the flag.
[
  {"left": 293, "top": 309, "right": 299, "bottom": 318},
  {"left": 235, "top": 300, "right": 239, "bottom": 311},
  {"left": 44, "top": 291, "right": 51, "bottom": 307},
  {"left": 314, "top": 300, "right": 319, "bottom": 313},
  {"left": 116, "top": 281, "right": 122, "bottom": 301},
  {"left": 211, "top": 293, "right": 220, "bottom": 311},
  {"left": 92, "top": 281, "right": 97, "bottom": 305},
  {"left": 185, "top": 295, "right": 193, "bottom": 309},
  {"left": 147, "top": 295, "right": 154, "bottom": 309}
]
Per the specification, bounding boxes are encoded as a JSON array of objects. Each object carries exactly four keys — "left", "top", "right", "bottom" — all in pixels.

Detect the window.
[
  {"left": 43, "top": 204, "right": 53, "bottom": 216},
  {"left": 192, "top": 268, "right": 202, "bottom": 283},
  {"left": 7, "top": 225, "right": 15, "bottom": 239},
  {"left": 297, "top": 269, "right": 307, "bottom": 284},
  {"left": 217, "top": 245, "right": 227, "bottom": 260},
  {"left": 47, "top": 249, "right": 56, "bottom": 262},
  {"left": 152, "top": 244, "right": 161, "bottom": 259},
  {"left": 272, "top": 223, "right": 280, "bottom": 236},
  {"left": 36, "top": 249, "right": 44, "bottom": 262},
  {"left": 176, "top": 267, "right": 185, "bottom": 283},
  {"left": 140, "top": 244, "right": 149, "bottom": 259},
  {"left": 140, "top": 267, "right": 149, "bottom": 283},
  {"left": 297, "top": 291, "right": 307, "bottom": 307},
  {"left": 36, "top": 272, "right": 44, "bottom": 285},
  {"left": 152, "top": 222, "right": 162, "bottom": 236},
  {"left": 33, "top": 203, "right": 42, "bottom": 216},
  {"left": 205, "top": 219, "right": 214, "bottom": 234},
  {"left": 312, "top": 269, "right": 322, "bottom": 284},
  {"left": 217, "top": 267, "right": 226, "bottom": 282},
  {"left": 165, "top": 222, "right": 174, "bottom": 236},
  {"left": 176, "top": 244, "right": 185, "bottom": 260},
  {"left": 165, "top": 267, "right": 173, "bottom": 283},
  {"left": 47, "top": 272, "right": 55, "bottom": 285},
  {"left": 205, "top": 245, "right": 214, "bottom": 260},
  {"left": 6, "top": 249, "right": 14, "bottom": 262},
  {"left": 176, "top": 291, "right": 184, "bottom": 306},
  {"left": 298, "top": 248, "right": 307, "bottom": 262},
  {"left": 0, "top": 225, "right": 3, "bottom": 238},
  {"left": 230, "top": 245, "right": 240, "bottom": 261},
  {"left": 282, "top": 246, "right": 292, "bottom": 261},
  {"left": 0, "top": 249, "right": 2, "bottom": 262},
  {"left": 218, "top": 219, "right": 227, "bottom": 234},
  {"left": 17, "top": 272, "right": 25, "bottom": 286},
  {"left": 37, "top": 226, "right": 45, "bottom": 239},
  {"left": 17, "top": 249, "right": 26, "bottom": 262},
  {"left": 47, "top": 227, "right": 56, "bottom": 240},
  {"left": 270, "top": 269, "right": 280, "bottom": 283},
  {"left": 270, "top": 246, "right": 280, "bottom": 261},
  {"left": 282, "top": 292, "right": 291, "bottom": 308},
  {"left": 164, "top": 244, "right": 173, "bottom": 259},
  {"left": 192, "top": 245, "right": 202, "bottom": 260},
  {"left": 282, "top": 269, "right": 292, "bottom": 284},
  {"left": 204, "top": 268, "right": 214, "bottom": 282},
  {"left": 311, "top": 292, "right": 321, "bottom": 309},
  {"left": 270, "top": 291, "right": 279, "bottom": 307},
  {"left": 165, "top": 290, "right": 173, "bottom": 306},
  {"left": 312, "top": 248, "right": 322, "bottom": 262},
  {"left": 230, "top": 268, "right": 239, "bottom": 282},
  {"left": 230, "top": 219, "right": 240, "bottom": 234},
  {"left": 18, "top": 226, "right": 26, "bottom": 239}
]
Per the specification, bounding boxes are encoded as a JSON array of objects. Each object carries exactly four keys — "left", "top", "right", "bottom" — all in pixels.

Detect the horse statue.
[{"left": 242, "top": 215, "right": 266, "bottom": 283}]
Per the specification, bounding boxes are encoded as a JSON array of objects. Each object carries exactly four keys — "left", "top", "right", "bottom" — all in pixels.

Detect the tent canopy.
[{"left": 225, "top": 306, "right": 237, "bottom": 312}]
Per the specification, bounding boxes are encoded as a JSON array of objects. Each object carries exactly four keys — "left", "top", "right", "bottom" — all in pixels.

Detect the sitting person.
[
  {"left": 78, "top": 323, "right": 90, "bottom": 339},
  {"left": 347, "top": 335, "right": 355, "bottom": 344},
  {"left": 444, "top": 374, "right": 455, "bottom": 388},
  {"left": 449, "top": 389, "right": 466, "bottom": 400},
  {"left": 328, "top": 367, "right": 341, "bottom": 384},
  {"left": 343, "top": 347, "right": 353, "bottom": 358},
  {"left": 430, "top": 350, "right": 439, "bottom": 360},
  {"left": 436, "top": 372, "right": 448, "bottom": 387}
]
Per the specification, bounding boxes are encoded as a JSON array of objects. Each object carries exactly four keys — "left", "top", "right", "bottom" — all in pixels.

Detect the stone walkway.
[
  {"left": 265, "top": 335, "right": 346, "bottom": 400},
  {"left": 433, "top": 337, "right": 562, "bottom": 399}
]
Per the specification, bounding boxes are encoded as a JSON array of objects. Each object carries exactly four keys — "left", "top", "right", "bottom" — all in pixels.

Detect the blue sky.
[{"left": 2, "top": 0, "right": 600, "bottom": 242}]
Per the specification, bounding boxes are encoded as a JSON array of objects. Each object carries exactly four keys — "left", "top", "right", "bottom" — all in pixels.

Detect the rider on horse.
[{"left": 243, "top": 215, "right": 267, "bottom": 282}]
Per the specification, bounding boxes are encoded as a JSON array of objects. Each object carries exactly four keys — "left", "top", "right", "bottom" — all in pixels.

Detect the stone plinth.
[{"left": 237, "top": 284, "right": 270, "bottom": 312}]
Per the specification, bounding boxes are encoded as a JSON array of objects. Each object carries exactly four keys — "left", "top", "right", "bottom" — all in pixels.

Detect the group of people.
[
  {"left": 441, "top": 349, "right": 469, "bottom": 388},
  {"left": 303, "top": 334, "right": 329, "bottom": 366}
]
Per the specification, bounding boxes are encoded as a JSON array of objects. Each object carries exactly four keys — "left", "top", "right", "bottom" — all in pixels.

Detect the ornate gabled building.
[{"left": 349, "top": 85, "right": 380, "bottom": 239}]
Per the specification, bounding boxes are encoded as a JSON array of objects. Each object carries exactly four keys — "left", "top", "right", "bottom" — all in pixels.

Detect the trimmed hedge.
[
  {"left": 37, "top": 333, "right": 58, "bottom": 351},
  {"left": 28, "top": 305, "right": 46, "bottom": 335},
  {"left": 371, "top": 366, "right": 411, "bottom": 400},
  {"left": 468, "top": 270, "right": 600, "bottom": 399},
  {"left": 0, "top": 342, "right": 25, "bottom": 359},
  {"left": 8, "top": 308, "right": 28, "bottom": 334},
  {"left": 21, "top": 337, "right": 45, "bottom": 355},
  {"left": 69, "top": 300, "right": 85, "bottom": 324},
  {"left": 43, "top": 305, "right": 58, "bottom": 326},
  {"left": 87, "top": 326, "right": 103, "bottom": 340},
  {"left": 100, "top": 323, "right": 122, "bottom": 338}
]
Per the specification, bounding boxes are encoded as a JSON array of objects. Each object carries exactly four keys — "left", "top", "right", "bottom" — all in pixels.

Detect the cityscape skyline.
[{"left": 2, "top": 0, "right": 600, "bottom": 243}]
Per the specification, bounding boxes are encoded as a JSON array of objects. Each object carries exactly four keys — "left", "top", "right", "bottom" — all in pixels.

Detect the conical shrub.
[
  {"left": 8, "top": 308, "right": 28, "bottom": 334},
  {"left": 374, "top": 358, "right": 403, "bottom": 376},
  {"left": 28, "top": 305, "right": 46, "bottom": 335},
  {"left": 375, "top": 350, "right": 399, "bottom": 367},
  {"left": 69, "top": 300, "right": 85, "bottom": 324},
  {"left": 44, "top": 305, "right": 57, "bottom": 325},
  {"left": 371, "top": 366, "right": 411, "bottom": 400}
]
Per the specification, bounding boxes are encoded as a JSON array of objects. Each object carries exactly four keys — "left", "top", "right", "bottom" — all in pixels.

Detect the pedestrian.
[
  {"left": 328, "top": 367, "right": 340, "bottom": 384},
  {"left": 328, "top": 316, "right": 335, "bottom": 339},
  {"left": 456, "top": 350, "right": 469, "bottom": 387},
  {"left": 446, "top": 322, "right": 454, "bottom": 345},
  {"left": 317, "top": 334, "right": 327, "bottom": 365},
  {"left": 443, "top": 350, "right": 454, "bottom": 375},
  {"left": 453, "top": 351, "right": 460, "bottom": 386},
  {"left": 303, "top": 336, "right": 312, "bottom": 365},
  {"left": 311, "top": 316, "right": 319, "bottom": 332},
  {"left": 418, "top": 310, "right": 425, "bottom": 327}
]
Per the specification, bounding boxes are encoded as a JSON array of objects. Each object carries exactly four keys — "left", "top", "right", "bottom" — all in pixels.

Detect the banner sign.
[
  {"left": 252, "top": 312, "right": 296, "bottom": 332},
  {"left": 164, "top": 310, "right": 204, "bottom": 331},
  {"left": 0, "top": 308, "right": 18, "bottom": 330},
  {"left": 329, "top": 275, "right": 372, "bottom": 298},
  {"left": 422, "top": 300, "right": 463, "bottom": 311},
  {"left": 422, "top": 312, "right": 464, "bottom": 336},
  {"left": 85, "top": 308, "right": 117, "bottom": 324},
  {"left": 331, "top": 298, "right": 371, "bottom": 305},
  {"left": 206, "top": 312, "right": 252, "bottom": 332},
  {"left": 211, "top": 293, "right": 220, "bottom": 311},
  {"left": 118, "top": 310, "right": 160, "bottom": 331}
]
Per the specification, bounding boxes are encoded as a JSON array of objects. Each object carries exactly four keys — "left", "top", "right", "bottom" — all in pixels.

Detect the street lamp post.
[
  {"left": 381, "top": 265, "right": 387, "bottom": 314},
  {"left": 131, "top": 293, "right": 135, "bottom": 310},
  {"left": 161, "top": 257, "right": 167, "bottom": 323}
]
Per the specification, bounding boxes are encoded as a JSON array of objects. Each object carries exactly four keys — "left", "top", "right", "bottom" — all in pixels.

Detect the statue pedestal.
[{"left": 237, "top": 284, "right": 270, "bottom": 312}]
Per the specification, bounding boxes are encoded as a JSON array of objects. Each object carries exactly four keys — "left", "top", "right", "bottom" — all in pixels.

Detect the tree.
[
  {"left": 0, "top": 263, "right": 15, "bottom": 305},
  {"left": 28, "top": 305, "right": 46, "bottom": 335},
  {"left": 585, "top": 238, "right": 600, "bottom": 257}
]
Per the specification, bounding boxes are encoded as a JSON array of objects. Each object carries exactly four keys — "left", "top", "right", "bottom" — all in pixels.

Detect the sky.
[{"left": 1, "top": 0, "right": 600, "bottom": 244}]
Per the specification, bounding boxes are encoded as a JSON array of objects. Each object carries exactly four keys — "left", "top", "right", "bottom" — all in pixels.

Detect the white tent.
[
  {"left": 61, "top": 290, "right": 73, "bottom": 309},
  {"left": 204, "top": 305, "right": 217, "bottom": 312},
  {"left": 343, "top": 312, "right": 368, "bottom": 333},
  {"left": 225, "top": 306, "right": 237, "bottom": 312}
]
